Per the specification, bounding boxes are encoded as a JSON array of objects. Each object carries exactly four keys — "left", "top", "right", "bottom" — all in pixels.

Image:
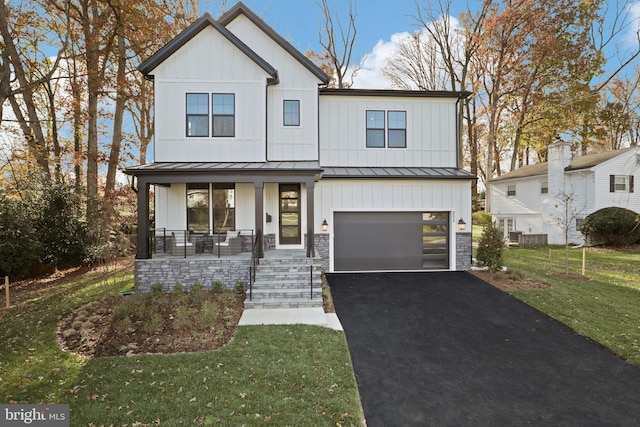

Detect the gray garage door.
[{"left": 334, "top": 212, "right": 449, "bottom": 271}]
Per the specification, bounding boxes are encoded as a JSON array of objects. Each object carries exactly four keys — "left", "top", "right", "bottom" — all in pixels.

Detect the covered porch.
[{"left": 126, "top": 161, "right": 324, "bottom": 261}]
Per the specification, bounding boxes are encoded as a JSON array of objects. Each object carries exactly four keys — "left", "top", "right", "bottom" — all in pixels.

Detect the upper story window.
[
  {"left": 366, "top": 110, "right": 385, "bottom": 147},
  {"left": 610, "top": 175, "right": 635, "bottom": 193},
  {"left": 283, "top": 100, "right": 300, "bottom": 126},
  {"left": 388, "top": 111, "right": 407, "bottom": 148},
  {"left": 366, "top": 110, "right": 407, "bottom": 148},
  {"left": 507, "top": 185, "right": 516, "bottom": 196},
  {"left": 540, "top": 181, "right": 548, "bottom": 194},
  {"left": 212, "top": 94, "right": 235, "bottom": 137},
  {"left": 186, "top": 93, "right": 209, "bottom": 137}
]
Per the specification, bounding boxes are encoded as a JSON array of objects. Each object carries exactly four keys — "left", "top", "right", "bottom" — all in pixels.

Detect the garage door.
[{"left": 334, "top": 212, "right": 449, "bottom": 271}]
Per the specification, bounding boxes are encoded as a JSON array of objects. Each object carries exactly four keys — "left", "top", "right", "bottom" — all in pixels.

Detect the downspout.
[
  {"left": 455, "top": 96, "right": 461, "bottom": 169},
  {"left": 265, "top": 72, "right": 279, "bottom": 161}
]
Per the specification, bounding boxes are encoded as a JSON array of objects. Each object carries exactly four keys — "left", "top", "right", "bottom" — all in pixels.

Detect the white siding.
[
  {"left": 489, "top": 177, "right": 546, "bottom": 236},
  {"left": 225, "top": 15, "right": 321, "bottom": 161},
  {"left": 151, "top": 27, "right": 271, "bottom": 162},
  {"left": 319, "top": 96, "right": 458, "bottom": 167},
  {"left": 155, "top": 184, "right": 186, "bottom": 231},
  {"left": 592, "top": 149, "right": 640, "bottom": 213}
]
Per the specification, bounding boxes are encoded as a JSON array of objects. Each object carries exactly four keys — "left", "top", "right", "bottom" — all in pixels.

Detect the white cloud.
[{"left": 351, "top": 31, "right": 413, "bottom": 89}]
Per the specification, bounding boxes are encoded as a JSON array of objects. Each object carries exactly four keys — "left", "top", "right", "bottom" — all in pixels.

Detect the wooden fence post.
[
  {"left": 582, "top": 247, "right": 586, "bottom": 277},
  {"left": 4, "top": 276, "right": 8, "bottom": 308}
]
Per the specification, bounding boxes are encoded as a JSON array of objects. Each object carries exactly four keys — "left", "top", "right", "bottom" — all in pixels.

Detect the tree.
[
  {"left": 548, "top": 189, "right": 584, "bottom": 274},
  {"left": 317, "top": 0, "right": 358, "bottom": 88}
]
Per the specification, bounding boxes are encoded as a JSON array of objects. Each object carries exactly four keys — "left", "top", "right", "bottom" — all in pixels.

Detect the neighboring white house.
[
  {"left": 126, "top": 2, "right": 474, "bottom": 289},
  {"left": 488, "top": 140, "right": 640, "bottom": 245}
]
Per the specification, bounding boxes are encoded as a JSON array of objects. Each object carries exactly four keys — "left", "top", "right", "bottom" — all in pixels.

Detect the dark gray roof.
[
  {"left": 219, "top": 2, "right": 330, "bottom": 85},
  {"left": 490, "top": 147, "right": 635, "bottom": 182},
  {"left": 322, "top": 167, "right": 476, "bottom": 179},
  {"left": 137, "top": 12, "right": 277, "bottom": 81},
  {"left": 126, "top": 161, "right": 322, "bottom": 175},
  {"left": 320, "top": 88, "right": 471, "bottom": 99}
]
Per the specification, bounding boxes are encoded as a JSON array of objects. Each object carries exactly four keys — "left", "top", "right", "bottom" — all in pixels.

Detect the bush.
[
  {"left": 472, "top": 211, "right": 493, "bottom": 228},
  {"left": 476, "top": 222, "right": 505, "bottom": 272},
  {"left": 580, "top": 207, "right": 640, "bottom": 246}
]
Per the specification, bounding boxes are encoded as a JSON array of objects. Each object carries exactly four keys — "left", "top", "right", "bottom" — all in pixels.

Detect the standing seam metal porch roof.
[{"left": 125, "top": 162, "right": 475, "bottom": 180}]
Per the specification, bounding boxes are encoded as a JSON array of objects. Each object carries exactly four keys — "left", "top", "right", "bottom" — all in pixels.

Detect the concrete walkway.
[{"left": 239, "top": 307, "right": 343, "bottom": 331}]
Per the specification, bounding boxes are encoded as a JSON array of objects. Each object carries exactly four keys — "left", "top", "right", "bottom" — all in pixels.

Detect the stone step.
[
  {"left": 249, "top": 287, "right": 322, "bottom": 298},
  {"left": 244, "top": 297, "right": 323, "bottom": 310},
  {"left": 253, "top": 280, "right": 322, "bottom": 289}
]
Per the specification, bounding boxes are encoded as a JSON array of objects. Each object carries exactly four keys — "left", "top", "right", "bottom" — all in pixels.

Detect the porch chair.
[
  {"left": 170, "top": 231, "right": 196, "bottom": 256},
  {"left": 214, "top": 230, "right": 242, "bottom": 256}
]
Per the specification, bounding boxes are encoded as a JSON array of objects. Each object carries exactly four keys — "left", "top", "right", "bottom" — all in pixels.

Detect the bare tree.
[
  {"left": 317, "top": 0, "right": 358, "bottom": 88},
  {"left": 549, "top": 189, "right": 584, "bottom": 274}
]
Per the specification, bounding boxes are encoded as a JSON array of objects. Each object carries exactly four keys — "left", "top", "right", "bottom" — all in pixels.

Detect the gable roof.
[
  {"left": 138, "top": 12, "right": 278, "bottom": 81},
  {"left": 490, "top": 147, "right": 636, "bottom": 183},
  {"left": 218, "top": 2, "right": 330, "bottom": 85}
]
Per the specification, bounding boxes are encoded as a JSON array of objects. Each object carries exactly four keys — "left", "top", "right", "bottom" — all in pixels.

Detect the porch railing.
[
  {"left": 148, "top": 228, "right": 254, "bottom": 259},
  {"left": 248, "top": 229, "right": 262, "bottom": 301}
]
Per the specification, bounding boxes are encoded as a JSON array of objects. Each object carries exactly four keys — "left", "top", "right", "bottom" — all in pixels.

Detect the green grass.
[
  {"left": 0, "top": 263, "right": 364, "bottom": 426},
  {"left": 502, "top": 246, "right": 640, "bottom": 365}
]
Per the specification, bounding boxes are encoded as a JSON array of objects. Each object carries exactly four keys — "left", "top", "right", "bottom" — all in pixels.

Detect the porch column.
[
  {"left": 136, "top": 178, "right": 150, "bottom": 259},
  {"left": 254, "top": 181, "right": 264, "bottom": 258},
  {"left": 306, "top": 180, "right": 315, "bottom": 256}
]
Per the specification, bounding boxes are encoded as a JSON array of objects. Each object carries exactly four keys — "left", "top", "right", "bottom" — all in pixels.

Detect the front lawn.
[
  {"left": 501, "top": 246, "right": 640, "bottom": 366},
  {"left": 0, "top": 262, "right": 364, "bottom": 426}
]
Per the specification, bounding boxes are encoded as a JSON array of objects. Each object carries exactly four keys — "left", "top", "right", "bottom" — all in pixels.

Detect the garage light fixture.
[
  {"left": 322, "top": 219, "right": 329, "bottom": 232},
  {"left": 457, "top": 218, "right": 467, "bottom": 231}
]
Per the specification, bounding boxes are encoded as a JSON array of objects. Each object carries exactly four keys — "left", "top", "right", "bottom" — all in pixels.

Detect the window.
[
  {"left": 540, "top": 181, "right": 548, "bottom": 194},
  {"left": 213, "top": 183, "right": 235, "bottom": 231},
  {"left": 283, "top": 100, "right": 300, "bottom": 126},
  {"left": 187, "top": 183, "right": 210, "bottom": 233},
  {"left": 366, "top": 110, "right": 385, "bottom": 147},
  {"left": 610, "top": 175, "right": 634, "bottom": 193},
  {"left": 388, "top": 111, "right": 407, "bottom": 148},
  {"left": 186, "top": 93, "right": 209, "bottom": 137},
  {"left": 212, "top": 94, "right": 235, "bottom": 137},
  {"left": 507, "top": 185, "right": 516, "bottom": 196},
  {"left": 575, "top": 217, "right": 584, "bottom": 231}
]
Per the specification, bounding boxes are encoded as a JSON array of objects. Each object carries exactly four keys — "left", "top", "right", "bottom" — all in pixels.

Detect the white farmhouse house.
[
  {"left": 126, "top": 2, "right": 474, "bottom": 300},
  {"left": 488, "top": 140, "right": 640, "bottom": 245}
]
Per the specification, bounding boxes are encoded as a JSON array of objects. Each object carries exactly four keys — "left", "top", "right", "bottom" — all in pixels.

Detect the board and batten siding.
[
  {"left": 225, "top": 14, "right": 322, "bottom": 161},
  {"left": 151, "top": 26, "right": 272, "bottom": 163},
  {"left": 318, "top": 96, "right": 457, "bottom": 167}
]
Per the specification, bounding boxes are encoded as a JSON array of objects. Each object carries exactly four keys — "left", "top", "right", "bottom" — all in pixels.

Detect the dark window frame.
[
  {"left": 387, "top": 110, "right": 407, "bottom": 148},
  {"left": 540, "top": 180, "right": 548, "bottom": 194},
  {"left": 212, "top": 93, "right": 235, "bottom": 137},
  {"left": 283, "top": 99, "right": 300, "bottom": 126},
  {"left": 507, "top": 185, "right": 516, "bottom": 197},
  {"left": 366, "top": 110, "right": 385, "bottom": 148},
  {"left": 186, "top": 93, "right": 209, "bottom": 137}
]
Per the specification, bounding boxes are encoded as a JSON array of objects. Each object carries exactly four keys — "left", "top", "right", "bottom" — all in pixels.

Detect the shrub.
[
  {"left": 212, "top": 280, "right": 223, "bottom": 293},
  {"left": 472, "top": 211, "right": 493, "bottom": 228},
  {"left": 476, "top": 222, "right": 505, "bottom": 272},
  {"left": 580, "top": 207, "right": 640, "bottom": 246}
]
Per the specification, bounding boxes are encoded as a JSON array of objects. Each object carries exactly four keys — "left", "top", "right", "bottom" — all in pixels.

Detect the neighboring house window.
[
  {"left": 575, "top": 217, "right": 584, "bottom": 231},
  {"left": 388, "top": 111, "right": 407, "bottom": 148},
  {"left": 366, "top": 110, "right": 385, "bottom": 147},
  {"left": 283, "top": 100, "right": 300, "bottom": 126},
  {"left": 540, "top": 181, "right": 548, "bottom": 194},
  {"left": 186, "top": 93, "right": 209, "bottom": 137},
  {"left": 212, "top": 94, "right": 235, "bottom": 137},
  {"left": 507, "top": 185, "right": 516, "bottom": 196},
  {"left": 213, "top": 183, "right": 235, "bottom": 231},
  {"left": 187, "top": 183, "right": 210, "bottom": 233},
  {"left": 609, "top": 175, "right": 635, "bottom": 193}
]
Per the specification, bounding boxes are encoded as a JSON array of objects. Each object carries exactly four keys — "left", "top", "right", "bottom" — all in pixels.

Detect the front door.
[{"left": 279, "top": 184, "right": 301, "bottom": 244}]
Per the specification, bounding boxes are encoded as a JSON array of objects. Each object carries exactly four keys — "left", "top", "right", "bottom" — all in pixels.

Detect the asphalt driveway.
[{"left": 327, "top": 272, "right": 640, "bottom": 427}]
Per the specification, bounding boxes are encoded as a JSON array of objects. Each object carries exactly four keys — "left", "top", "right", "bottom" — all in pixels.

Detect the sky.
[
  {"left": 225, "top": 0, "right": 640, "bottom": 89},
  {"left": 229, "top": 0, "right": 440, "bottom": 88}
]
